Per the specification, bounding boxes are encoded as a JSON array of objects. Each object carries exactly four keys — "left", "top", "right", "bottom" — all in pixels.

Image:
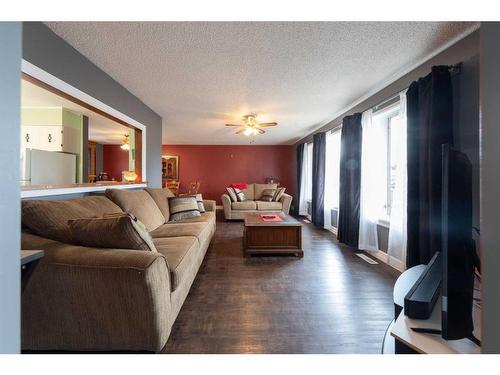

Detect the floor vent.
[
  {"left": 302, "top": 219, "right": 311, "bottom": 223},
  {"left": 356, "top": 253, "right": 378, "bottom": 265}
]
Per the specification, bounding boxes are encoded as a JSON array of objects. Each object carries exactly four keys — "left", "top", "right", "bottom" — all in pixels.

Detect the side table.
[{"left": 21, "top": 250, "right": 44, "bottom": 294}]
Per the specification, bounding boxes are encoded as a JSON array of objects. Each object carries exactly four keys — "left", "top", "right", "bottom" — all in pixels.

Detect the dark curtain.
[
  {"left": 337, "top": 113, "right": 362, "bottom": 248},
  {"left": 312, "top": 132, "right": 326, "bottom": 227},
  {"left": 406, "top": 66, "right": 453, "bottom": 268},
  {"left": 295, "top": 143, "right": 305, "bottom": 216}
]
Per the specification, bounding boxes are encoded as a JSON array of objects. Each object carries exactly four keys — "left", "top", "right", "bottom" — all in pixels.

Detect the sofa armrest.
[
  {"left": 203, "top": 199, "right": 216, "bottom": 212},
  {"left": 22, "top": 242, "right": 171, "bottom": 352},
  {"left": 221, "top": 193, "right": 232, "bottom": 219},
  {"left": 280, "top": 193, "right": 293, "bottom": 215}
]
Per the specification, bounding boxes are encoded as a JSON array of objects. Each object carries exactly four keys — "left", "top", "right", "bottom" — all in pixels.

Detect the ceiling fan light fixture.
[
  {"left": 226, "top": 113, "right": 277, "bottom": 137},
  {"left": 247, "top": 115, "right": 256, "bottom": 125}
]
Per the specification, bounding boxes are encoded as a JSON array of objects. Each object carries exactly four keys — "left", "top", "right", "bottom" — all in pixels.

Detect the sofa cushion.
[
  {"left": 68, "top": 213, "right": 157, "bottom": 252},
  {"left": 254, "top": 183, "right": 278, "bottom": 200},
  {"left": 234, "top": 188, "right": 246, "bottom": 202},
  {"left": 152, "top": 221, "right": 213, "bottom": 253},
  {"left": 105, "top": 189, "right": 165, "bottom": 232},
  {"left": 189, "top": 193, "right": 206, "bottom": 213},
  {"left": 273, "top": 187, "right": 286, "bottom": 202},
  {"left": 256, "top": 201, "right": 283, "bottom": 211},
  {"left": 150, "top": 221, "right": 206, "bottom": 239},
  {"left": 168, "top": 196, "right": 201, "bottom": 221},
  {"left": 21, "top": 196, "right": 123, "bottom": 244},
  {"left": 260, "top": 188, "right": 277, "bottom": 202},
  {"left": 21, "top": 231, "right": 59, "bottom": 250},
  {"left": 240, "top": 183, "right": 255, "bottom": 201},
  {"left": 231, "top": 201, "right": 257, "bottom": 210},
  {"left": 153, "top": 236, "right": 199, "bottom": 291},
  {"left": 144, "top": 188, "right": 175, "bottom": 221},
  {"left": 225, "top": 187, "right": 238, "bottom": 202},
  {"left": 166, "top": 211, "right": 215, "bottom": 226}
]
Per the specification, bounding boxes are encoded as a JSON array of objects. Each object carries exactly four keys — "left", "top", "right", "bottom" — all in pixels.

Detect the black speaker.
[{"left": 404, "top": 252, "right": 441, "bottom": 319}]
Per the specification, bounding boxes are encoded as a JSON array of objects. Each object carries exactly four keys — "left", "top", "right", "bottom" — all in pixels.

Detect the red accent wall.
[
  {"left": 103, "top": 145, "right": 129, "bottom": 181},
  {"left": 162, "top": 145, "right": 295, "bottom": 203}
]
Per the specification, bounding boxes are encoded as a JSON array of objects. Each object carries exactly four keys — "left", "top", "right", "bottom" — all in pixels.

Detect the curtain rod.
[
  {"left": 449, "top": 62, "right": 462, "bottom": 76},
  {"left": 373, "top": 63, "right": 462, "bottom": 113}
]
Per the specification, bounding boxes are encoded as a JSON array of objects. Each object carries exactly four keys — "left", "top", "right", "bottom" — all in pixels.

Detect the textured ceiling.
[
  {"left": 45, "top": 22, "right": 477, "bottom": 145},
  {"left": 22, "top": 79, "right": 130, "bottom": 144}
]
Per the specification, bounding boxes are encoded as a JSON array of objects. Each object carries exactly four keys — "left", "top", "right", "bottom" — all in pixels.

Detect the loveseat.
[
  {"left": 21, "top": 187, "right": 215, "bottom": 352},
  {"left": 221, "top": 183, "right": 292, "bottom": 220}
]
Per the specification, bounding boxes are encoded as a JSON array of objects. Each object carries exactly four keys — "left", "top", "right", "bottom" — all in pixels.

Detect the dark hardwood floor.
[{"left": 161, "top": 212, "right": 400, "bottom": 354}]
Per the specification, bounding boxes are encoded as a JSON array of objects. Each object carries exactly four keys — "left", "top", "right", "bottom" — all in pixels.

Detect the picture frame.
[{"left": 162, "top": 155, "right": 179, "bottom": 180}]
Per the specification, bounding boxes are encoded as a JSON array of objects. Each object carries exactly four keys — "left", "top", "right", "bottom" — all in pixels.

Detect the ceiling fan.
[{"left": 225, "top": 114, "right": 277, "bottom": 136}]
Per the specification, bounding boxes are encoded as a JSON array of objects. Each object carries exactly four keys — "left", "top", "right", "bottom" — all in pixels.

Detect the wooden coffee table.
[{"left": 243, "top": 212, "right": 303, "bottom": 258}]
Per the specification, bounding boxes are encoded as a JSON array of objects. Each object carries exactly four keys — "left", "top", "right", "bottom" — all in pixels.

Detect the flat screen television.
[{"left": 441, "top": 144, "right": 478, "bottom": 344}]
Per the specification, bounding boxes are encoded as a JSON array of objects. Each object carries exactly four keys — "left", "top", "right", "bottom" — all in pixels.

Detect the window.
[
  {"left": 299, "top": 142, "right": 314, "bottom": 217},
  {"left": 305, "top": 142, "right": 314, "bottom": 203},
  {"left": 373, "top": 104, "right": 403, "bottom": 221},
  {"left": 324, "top": 128, "right": 341, "bottom": 228},
  {"left": 388, "top": 113, "right": 403, "bottom": 217},
  {"left": 325, "top": 129, "right": 341, "bottom": 209},
  {"left": 324, "top": 128, "right": 341, "bottom": 229},
  {"left": 359, "top": 92, "right": 408, "bottom": 266}
]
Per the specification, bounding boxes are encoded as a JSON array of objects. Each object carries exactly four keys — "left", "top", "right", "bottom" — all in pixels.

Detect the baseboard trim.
[
  {"left": 326, "top": 226, "right": 338, "bottom": 236},
  {"left": 365, "top": 249, "right": 405, "bottom": 272}
]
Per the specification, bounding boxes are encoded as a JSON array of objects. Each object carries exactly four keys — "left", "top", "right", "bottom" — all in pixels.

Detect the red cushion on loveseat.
[{"left": 230, "top": 183, "right": 248, "bottom": 190}]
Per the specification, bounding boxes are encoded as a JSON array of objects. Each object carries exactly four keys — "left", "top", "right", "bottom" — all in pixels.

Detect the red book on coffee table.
[{"left": 260, "top": 214, "right": 283, "bottom": 222}]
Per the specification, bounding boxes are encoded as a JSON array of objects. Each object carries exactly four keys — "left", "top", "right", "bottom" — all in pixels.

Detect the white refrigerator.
[{"left": 22, "top": 148, "right": 77, "bottom": 185}]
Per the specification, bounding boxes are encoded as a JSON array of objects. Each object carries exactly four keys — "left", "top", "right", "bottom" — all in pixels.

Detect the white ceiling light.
[{"left": 226, "top": 114, "right": 277, "bottom": 137}]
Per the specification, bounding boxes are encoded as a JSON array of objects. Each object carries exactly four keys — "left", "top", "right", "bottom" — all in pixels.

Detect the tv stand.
[{"left": 410, "top": 328, "right": 482, "bottom": 347}]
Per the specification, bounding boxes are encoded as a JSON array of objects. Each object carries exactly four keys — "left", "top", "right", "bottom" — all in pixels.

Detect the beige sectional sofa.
[
  {"left": 221, "top": 183, "right": 292, "bottom": 220},
  {"left": 20, "top": 188, "right": 215, "bottom": 352}
]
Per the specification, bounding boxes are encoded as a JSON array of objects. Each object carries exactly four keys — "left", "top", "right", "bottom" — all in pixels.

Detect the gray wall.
[
  {"left": 0, "top": 22, "right": 22, "bottom": 354},
  {"left": 22, "top": 22, "right": 163, "bottom": 187},
  {"left": 480, "top": 22, "right": 500, "bottom": 354}
]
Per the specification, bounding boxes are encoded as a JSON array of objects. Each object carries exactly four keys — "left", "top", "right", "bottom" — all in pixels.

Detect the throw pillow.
[
  {"left": 169, "top": 196, "right": 202, "bottom": 221},
  {"left": 68, "top": 213, "right": 157, "bottom": 252},
  {"left": 260, "top": 188, "right": 277, "bottom": 202},
  {"left": 273, "top": 187, "right": 286, "bottom": 202},
  {"left": 226, "top": 187, "right": 238, "bottom": 202},
  {"left": 190, "top": 193, "right": 206, "bottom": 213},
  {"left": 234, "top": 188, "right": 246, "bottom": 202},
  {"left": 230, "top": 183, "right": 248, "bottom": 190}
]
